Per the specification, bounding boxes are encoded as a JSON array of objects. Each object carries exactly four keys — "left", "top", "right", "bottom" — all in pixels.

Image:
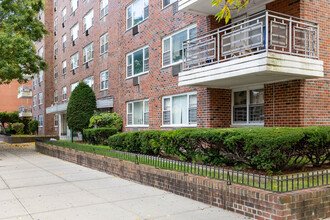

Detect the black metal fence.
[{"left": 39, "top": 140, "right": 330, "bottom": 193}]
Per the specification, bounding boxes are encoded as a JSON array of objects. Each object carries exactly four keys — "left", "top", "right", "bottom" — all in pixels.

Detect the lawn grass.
[{"left": 44, "top": 140, "right": 330, "bottom": 193}]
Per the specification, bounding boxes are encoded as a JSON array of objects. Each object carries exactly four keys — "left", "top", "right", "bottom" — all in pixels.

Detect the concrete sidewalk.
[{"left": 0, "top": 143, "right": 247, "bottom": 220}]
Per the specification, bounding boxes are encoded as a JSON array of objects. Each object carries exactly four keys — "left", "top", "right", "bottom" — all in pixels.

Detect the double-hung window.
[
  {"left": 54, "top": 66, "right": 58, "bottom": 83},
  {"left": 71, "top": 52, "right": 79, "bottom": 70},
  {"left": 62, "top": 60, "right": 67, "bottom": 75},
  {"left": 39, "top": 71, "right": 43, "bottom": 83},
  {"left": 71, "top": 23, "right": 79, "bottom": 42},
  {"left": 54, "top": 42, "right": 58, "bottom": 57},
  {"left": 71, "top": 0, "right": 78, "bottom": 13},
  {"left": 100, "top": 70, "right": 108, "bottom": 90},
  {"left": 62, "top": 87, "right": 67, "bottom": 101},
  {"left": 84, "top": 76, "right": 94, "bottom": 89},
  {"left": 127, "top": 100, "right": 149, "bottom": 126},
  {"left": 62, "top": 34, "right": 67, "bottom": 52},
  {"left": 233, "top": 88, "right": 264, "bottom": 125},
  {"left": 62, "top": 8, "right": 67, "bottom": 23},
  {"left": 38, "top": 47, "right": 44, "bottom": 58},
  {"left": 54, "top": 90, "right": 58, "bottom": 103},
  {"left": 162, "top": 25, "right": 197, "bottom": 67},
  {"left": 38, "top": 115, "right": 43, "bottom": 127},
  {"left": 54, "top": 18, "right": 58, "bottom": 32},
  {"left": 126, "top": 0, "right": 149, "bottom": 29},
  {"left": 100, "top": 0, "right": 108, "bottom": 18},
  {"left": 83, "top": 43, "right": 94, "bottom": 63},
  {"left": 162, "top": 92, "right": 197, "bottom": 126},
  {"left": 126, "top": 46, "right": 149, "bottom": 78},
  {"left": 54, "top": 114, "right": 59, "bottom": 127},
  {"left": 83, "top": 10, "right": 94, "bottom": 32},
  {"left": 33, "top": 95, "right": 37, "bottom": 107},
  {"left": 163, "top": 0, "right": 176, "bottom": 8},
  {"left": 100, "top": 33, "right": 108, "bottom": 54},
  {"left": 38, "top": 92, "right": 43, "bottom": 105},
  {"left": 71, "top": 82, "right": 79, "bottom": 92}
]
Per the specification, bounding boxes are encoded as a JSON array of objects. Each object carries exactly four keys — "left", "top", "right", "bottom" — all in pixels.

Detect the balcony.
[
  {"left": 179, "top": 11, "right": 324, "bottom": 88},
  {"left": 19, "top": 106, "right": 32, "bottom": 118},
  {"left": 17, "top": 85, "right": 32, "bottom": 99}
]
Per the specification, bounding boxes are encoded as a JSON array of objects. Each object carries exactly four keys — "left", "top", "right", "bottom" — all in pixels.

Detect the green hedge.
[
  {"left": 83, "top": 128, "right": 118, "bottom": 145},
  {"left": 108, "top": 127, "right": 330, "bottom": 172}
]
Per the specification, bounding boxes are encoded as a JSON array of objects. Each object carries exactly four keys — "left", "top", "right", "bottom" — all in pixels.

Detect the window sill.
[
  {"left": 83, "top": 59, "right": 93, "bottom": 64},
  {"left": 161, "top": 125, "right": 197, "bottom": 128},
  {"left": 125, "top": 71, "right": 149, "bottom": 80},
  {"left": 125, "top": 125, "right": 149, "bottom": 128},
  {"left": 125, "top": 18, "right": 149, "bottom": 33},
  {"left": 100, "top": 52, "right": 108, "bottom": 56}
]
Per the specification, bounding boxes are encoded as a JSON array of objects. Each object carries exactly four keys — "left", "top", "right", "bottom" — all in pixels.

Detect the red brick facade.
[{"left": 34, "top": 0, "right": 329, "bottom": 135}]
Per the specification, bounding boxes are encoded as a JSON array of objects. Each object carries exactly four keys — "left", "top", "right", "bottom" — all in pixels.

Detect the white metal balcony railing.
[
  {"left": 182, "top": 10, "right": 319, "bottom": 71},
  {"left": 19, "top": 106, "right": 32, "bottom": 114},
  {"left": 18, "top": 85, "right": 32, "bottom": 93}
]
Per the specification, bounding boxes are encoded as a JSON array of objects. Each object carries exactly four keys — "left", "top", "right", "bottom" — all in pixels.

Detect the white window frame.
[
  {"left": 33, "top": 95, "right": 37, "bottom": 107},
  {"left": 71, "top": 0, "right": 79, "bottom": 13},
  {"left": 38, "top": 92, "right": 43, "bottom": 105},
  {"left": 126, "top": 46, "right": 149, "bottom": 78},
  {"left": 54, "top": 114, "right": 59, "bottom": 127},
  {"left": 71, "top": 23, "right": 79, "bottom": 41},
  {"left": 38, "top": 70, "right": 43, "bottom": 83},
  {"left": 162, "top": 24, "right": 197, "bottom": 67},
  {"left": 83, "top": 9, "right": 94, "bottom": 32},
  {"left": 162, "top": 92, "right": 197, "bottom": 127},
  {"left": 54, "top": 90, "right": 58, "bottom": 103},
  {"left": 38, "top": 115, "right": 43, "bottom": 127},
  {"left": 83, "top": 43, "right": 94, "bottom": 63},
  {"left": 62, "top": 34, "right": 67, "bottom": 51},
  {"left": 100, "top": 0, "right": 109, "bottom": 18},
  {"left": 126, "top": 99, "right": 149, "bottom": 127},
  {"left": 100, "top": 33, "right": 108, "bottom": 55},
  {"left": 71, "top": 52, "right": 79, "bottom": 70},
  {"left": 54, "top": 42, "right": 58, "bottom": 57},
  {"left": 62, "top": 87, "right": 67, "bottom": 101},
  {"left": 100, "top": 70, "right": 108, "bottom": 91},
  {"left": 54, "top": 66, "right": 58, "bottom": 83},
  {"left": 62, "top": 7, "right": 67, "bottom": 23},
  {"left": 126, "top": 0, "right": 149, "bottom": 30},
  {"left": 62, "top": 60, "right": 67, "bottom": 75},
  {"left": 54, "top": 17, "right": 58, "bottom": 32},
  {"left": 231, "top": 86, "right": 264, "bottom": 126},
  {"left": 84, "top": 76, "right": 94, "bottom": 90},
  {"left": 38, "top": 47, "right": 44, "bottom": 58},
  {"left": 162, "top": 0, "right": 177, "bottom": 8}
]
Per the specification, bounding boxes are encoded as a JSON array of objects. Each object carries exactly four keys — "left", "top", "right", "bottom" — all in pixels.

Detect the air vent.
[
  {"left": 132, "top": 25, "right": 139, "bottom": 36},
  {"left": 133, "top": 76, "right": 139, "bottom": 86},
  {"left": 172, "top": 64, "right": 181, "bottom": 76}
]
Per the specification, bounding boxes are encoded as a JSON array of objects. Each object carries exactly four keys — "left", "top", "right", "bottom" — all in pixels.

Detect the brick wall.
[{"left": 36, "top": 142, "right": 330, "bottom": 220}]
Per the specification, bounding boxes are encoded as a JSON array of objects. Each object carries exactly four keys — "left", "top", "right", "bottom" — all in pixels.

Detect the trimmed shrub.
[
  {"left": 89, "top": 113, "right": 123, "bottom": 131},
  {"left": 83, "top": 128, "right": 118, "bottom": 145},
  {"left": 28, "top": 120, "right": 39, "bottom": 135},
  {"left": 67, "top": 82, "right": 96, "bottom": 135},
  {"left": 11, "top": 123, "right": 25, "bottom": 135}
]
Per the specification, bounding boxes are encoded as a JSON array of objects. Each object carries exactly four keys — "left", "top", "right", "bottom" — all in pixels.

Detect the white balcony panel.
[
  {"left": 19, "top": 112, "right": 33, "bottom": 118},
  {"left": 178, "top": 52, "right": 324, "bottom": 88}
]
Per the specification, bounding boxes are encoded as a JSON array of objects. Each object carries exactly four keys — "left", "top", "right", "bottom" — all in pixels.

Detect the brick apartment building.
[{"left": 33, "top": 0, "right": 329, "bottom": 139}]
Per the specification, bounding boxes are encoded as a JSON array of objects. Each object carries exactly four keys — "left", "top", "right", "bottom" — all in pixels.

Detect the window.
[
  {"left": 233, "top": 88, "right": 264, "bottom": 124},
  {"left": 62, "top": 87, "right": 67, "bottom": 101},
  {"left": 62, "top": 34, "right": 67, "bottom": 52},
  {"left": 126, "top": 0, "right": 149, "bottom": 29},
  {"left": 100, "top": 70, "right": 108, "bottom": 90},
  {"left": 54, "top": 0, "right": 58, "bottom": 8},
  {"left": 62, "top": 7, "right": 67, "bottom": 23},
  {"left": 54, "top": 18, "right": 58, "bottom": 32},
  {"left": 84, "top": 76, "right": 94, "bottom": 89},
  {"left": 38, "top": 47, "right": 44, "bottom": 58},
  {"left": 126, "top": 46, "right": 149, "bottom": 78},
  {"left": 39, "top": 71, "right": 43, "bottom": 83},
  {"left": 71, "top": 52, "right": 79, "bottom": 70},
  {"left": 62, "top": 60, "right": 67, "bottom": 75},
  {"left": 100, "top": 0, "right": 108, "bottom": 18},
  {"left": 54, "top": 90, "right": 58, "bottom": 103},
  {"left": 38, "top": 115, "right": 43, "bottom": 127},
  {"left": 54, "top": 66, "right": 58, "bottom": 82},
  {"left": 83, "top": 10, "right": 94, "bottom": 32},
  {"left": 162, "top": 92, "right": 197, "bottom": 126},
  {"left": 71, "top": 0, "right": 78, "bottom": 13},
  {"left": 71, "top": 82, "right": 79, "bottom": 92},
  {"left": 163, "top": 0, "right": 176, "bottom": 8},
  {"left": 100, "top": 33, "right": 108, "bottom": 54},
  {"left": 162, "top": 25, "right": 197, "bottom": 66},
  {"left": 127, "top": 100, "right": 149, "bottom": 126},
  {"left": 33, "top": 95, "right": 37, "bottom": 107},
  {"left": 71, "top": 23, "right": 79, "bottom": 42},
  {"left": 38, "top": 92, "right": 43, "bottom": 105},
  {"left": 54, "top": 42, "right": 58, "bottom": 57},
  {"left": 54, "top": 114, "right": 59, "bottom": 127},
  {"left": 83, "top": 43, "right": 94, "bottom": 63}
]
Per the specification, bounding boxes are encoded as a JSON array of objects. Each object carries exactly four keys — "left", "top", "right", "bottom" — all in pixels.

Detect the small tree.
[
  {"left": 28, "top": 120, "right": 38, "bottom": 135},
  {"left": 12, "top": 123, "right": 25, "bottom": 135},
  {"left": 67, "top": 82, "right": 96, "bottom": 142},
  {"left": 0, "top": 112, "right": 10, "bottom": 133}
]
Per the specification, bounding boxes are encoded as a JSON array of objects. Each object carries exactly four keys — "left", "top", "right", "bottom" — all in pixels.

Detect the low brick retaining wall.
[
  {"left": 0, "top": 135, "right": 59, "bottom": 143},
  {"left": 36, "top": 142, "right": 330, "bottom": 220}
]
